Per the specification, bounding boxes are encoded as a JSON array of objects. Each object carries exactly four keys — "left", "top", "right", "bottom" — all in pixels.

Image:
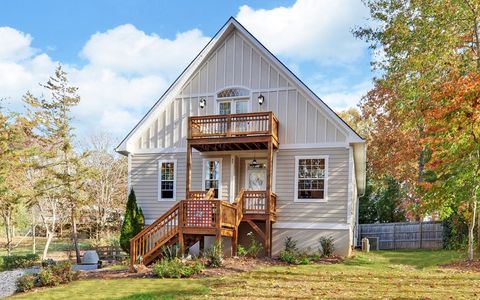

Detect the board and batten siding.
[
  {"left": 130, "top": 152, "right": 231, "bottom": 224},
  {"left": 134, "top": 28, "right": 348, "bottom": 151},
  {"left": 275, "top": 148, "right": 349, "bottom": 224}
]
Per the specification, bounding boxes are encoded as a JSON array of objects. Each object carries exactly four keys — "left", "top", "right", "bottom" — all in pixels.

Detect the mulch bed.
[
  {"left": 441, "top": 260, "right": 480, "bottom": 272},
  {"left": 79, "top": 256, "right": 343, "bottom": 280}
]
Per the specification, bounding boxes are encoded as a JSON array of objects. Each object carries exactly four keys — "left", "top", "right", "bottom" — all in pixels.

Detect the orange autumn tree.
[{"left": 423, "top": 73, "right": 480, "bottom": 260}]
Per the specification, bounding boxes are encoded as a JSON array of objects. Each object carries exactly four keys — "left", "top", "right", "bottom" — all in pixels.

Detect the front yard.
[{"left": 11, "top": 250, "right": 480, "bottom": 299}]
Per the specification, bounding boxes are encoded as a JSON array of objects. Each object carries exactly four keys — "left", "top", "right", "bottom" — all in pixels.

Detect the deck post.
[
  {"left": 232, "top": 228, "right": 238, "bottom": 256},
  {"left": 186, "top": 143, "right": 192, "bottom": 197},
  {"left": 178, "top": 201, "right": 185, "bottom": 256},
  {"left": 265, "top": 140, "right": 274, "bottom": 256}
]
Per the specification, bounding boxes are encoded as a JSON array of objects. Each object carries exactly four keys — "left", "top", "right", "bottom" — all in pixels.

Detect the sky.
[{"left": 0, "top": 0, "right": 373, "bottom": 140}]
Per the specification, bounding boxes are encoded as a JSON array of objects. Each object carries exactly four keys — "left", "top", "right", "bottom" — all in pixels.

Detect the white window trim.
[
  {"left": 202, "top": 158, "right": 223, "bottom": 199},
  {"left": 215, "top": 87, "right": 252, "bottom": 114},
  {"left": 294, "top": 155, "right": 329, "bottom": 203},
  {"left": 158, "top": 159, "right": 177, "bottom": 201}
]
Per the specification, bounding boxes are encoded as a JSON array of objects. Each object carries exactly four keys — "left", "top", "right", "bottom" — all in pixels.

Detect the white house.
[{"left": 116, "top": 17, "right": 366, "bottom": 265}]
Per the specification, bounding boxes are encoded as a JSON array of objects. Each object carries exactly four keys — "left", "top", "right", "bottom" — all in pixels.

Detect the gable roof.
[{"left": 115, "top": 17, "right": 366, "bottom": 194}]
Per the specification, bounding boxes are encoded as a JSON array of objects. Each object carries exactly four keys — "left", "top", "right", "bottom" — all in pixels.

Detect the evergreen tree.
[{"left": 120, "top": 189, "right": 144, "bottom": 253}]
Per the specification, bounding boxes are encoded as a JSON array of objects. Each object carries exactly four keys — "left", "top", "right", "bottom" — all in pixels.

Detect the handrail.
[
  {"left": 205, "top": 188, "right": 215, "bottom": 200},
  {"left": 234, "top": 189, "right": 245, "bottom": 227},
  {"left": 188, "top": 111, "right": 279, "bottom": 140},
  {"left": 130, "top": 202, "right": 180, "bottom": 266}
]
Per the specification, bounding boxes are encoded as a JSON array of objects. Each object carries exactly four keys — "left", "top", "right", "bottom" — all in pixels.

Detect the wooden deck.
[{"left": 187, "top": 111, "right": 279, "bottom": 151}]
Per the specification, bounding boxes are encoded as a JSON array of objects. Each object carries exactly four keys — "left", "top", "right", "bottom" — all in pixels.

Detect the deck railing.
[
  {"left": 188, "top": 111, "right": 279, "bottom": 141},
  {"left": 187, "top": 188, "right": 215, "bottom": 200},
  {"left": 242, "top": 191, "right": 276, "bottom": 214}
]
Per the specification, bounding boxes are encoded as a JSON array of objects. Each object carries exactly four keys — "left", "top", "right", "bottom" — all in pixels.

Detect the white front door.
[{"left": 245, "top": 160, "right": 267, "bottom": 191}]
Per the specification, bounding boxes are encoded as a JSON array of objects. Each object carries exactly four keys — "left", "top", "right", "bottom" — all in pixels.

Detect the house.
[{"left": 116, "top": 17, "right": 366, "bottom": 265}]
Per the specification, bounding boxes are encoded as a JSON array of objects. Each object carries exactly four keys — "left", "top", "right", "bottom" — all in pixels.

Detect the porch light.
[
  {"left": 199, "top": 98, "right": 206, "bottom": 109},
  {"left": 258, "top": 94, "right": 264, "bottom": 106}
]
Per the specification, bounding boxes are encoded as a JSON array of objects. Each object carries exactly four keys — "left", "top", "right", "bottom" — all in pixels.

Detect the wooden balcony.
[{"left": 188, "top": 111, "right": 279, "bottom": 151}]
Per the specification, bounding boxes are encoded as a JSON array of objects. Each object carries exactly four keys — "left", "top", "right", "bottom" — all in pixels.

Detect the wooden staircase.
[{"left": 129, "top": 188, "right": 277, "bottom": 267}]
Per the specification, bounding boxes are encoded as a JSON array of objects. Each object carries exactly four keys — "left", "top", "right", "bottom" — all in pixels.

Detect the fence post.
[
  {"left": 419, "top": 222, "right": 423, "bottom": 249},
  {"left": 393, "top": 223, "right": 396, "bottom": 250}
]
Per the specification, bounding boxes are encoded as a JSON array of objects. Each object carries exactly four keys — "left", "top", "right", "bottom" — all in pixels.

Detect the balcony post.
[
  {"left": 186, "top": 143, "right": 192, "bottom": 197},
  {"left": 265, "top": 140, "right": 273, "bottom": 257}
]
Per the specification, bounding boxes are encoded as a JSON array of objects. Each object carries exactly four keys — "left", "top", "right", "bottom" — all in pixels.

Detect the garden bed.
[{"left": 441, "top": 259, "right": 480, "bottom": 272}]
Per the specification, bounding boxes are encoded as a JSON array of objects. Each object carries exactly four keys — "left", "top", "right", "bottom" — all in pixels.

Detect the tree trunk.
[
  {"left": 43, "top": 231, "right": 54, "bottom": 260},
  {"left": 4, "top": 213, "right": 12, "bottom": 256},
  {"left": 468, "top": 199, "right": 477, "bottom": 261},
  {"left": 71, "top": 208, "right": 81, "bottom": 264}
]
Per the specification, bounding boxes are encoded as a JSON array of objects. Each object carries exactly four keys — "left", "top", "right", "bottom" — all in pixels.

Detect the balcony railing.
[{"left": 188, "top": 111, "right": 279, "bottom": 142}]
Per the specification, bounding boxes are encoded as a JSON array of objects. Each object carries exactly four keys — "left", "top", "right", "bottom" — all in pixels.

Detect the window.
[
  {"left": 217, "top": 88, "right": 249, "bottom": 98},
  {"left": 203, "top": 159, "right": 222, "bottom": 198},
  {"left": 216, "top": 87, "right": 250, "bottom": 115},
  {"left": 219, "top": 102, "right": 231, "bottom": 114},
  {"left": 294, "top": 156, "right": 328, "bottom": 202},
  {"left": 159, "top": 160, "right": 176, "bottom": 200}
]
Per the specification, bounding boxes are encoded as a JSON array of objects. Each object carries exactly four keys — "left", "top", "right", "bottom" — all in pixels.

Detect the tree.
[
  {"left": 422, "top": 73, "right": 480, "bottom": 260},
  {"left": 356, "top": 0, "right": 480, "bottom": 259},
  {"left": 0, "top": 107, "right": 33, "bottom": 255},
  {"left": 24, "top": 66, "right": 90, "bottom": 263},
  {"left": 120, "top": 189, "right": 144, "bottom": 254},
  {"left": 82, "top": 131, "right": 127, "bottom": 239}
]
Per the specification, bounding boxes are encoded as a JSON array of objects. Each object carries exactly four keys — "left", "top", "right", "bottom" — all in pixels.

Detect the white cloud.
[
  {"left": 0, "top": 25, "right": 210, "bottom": 136},
  {"left": 80, "top": 25, "right": 210, "bottom": 77},
  {"left": 321, "top": 80, "right": 372, "bottom": 111},
  {"left": 236, "top": 0, "right": 368, "bottom": 65}
]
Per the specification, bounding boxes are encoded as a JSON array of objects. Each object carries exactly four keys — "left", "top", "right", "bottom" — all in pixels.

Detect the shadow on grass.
[{"left": 113, "top": 288, "right": 209, "bottom": 300}]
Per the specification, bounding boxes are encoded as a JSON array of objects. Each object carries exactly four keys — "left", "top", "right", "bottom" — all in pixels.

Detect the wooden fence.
[{"left": 359, "top": 221, "right": 443, "bottom": 250}]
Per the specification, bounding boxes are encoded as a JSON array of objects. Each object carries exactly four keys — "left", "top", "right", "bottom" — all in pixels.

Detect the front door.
[{"left": 245, "top": 159, "right": 267, "bottom": 191}]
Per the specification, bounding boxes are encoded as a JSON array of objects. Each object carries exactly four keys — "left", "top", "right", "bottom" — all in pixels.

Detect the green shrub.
[
  {"left": 237, "top": 245, "right": 248, "bottom": 257},
  {"left": 2, "top": 253, "right": 39, "bottom": 270},
  {"left": 120, "top": 189, "right": 145, "bottom": 253},
  {"left": 160, "top": 244, "right": 179, "bottom": 261},
  {"left": 245, "top": 232, "right": 263, "bottom": 258},
  {"left": 204, "top": 241, "right": 223, "bottom": 267},
  {"left": 318, "top": 236, "right": 335, "bottom": 257},
  {"left": 41, "top": 259, "right": 56, "bottom": 268},
  {"left": 152, "top": 258, "right": 203, "bottom": 278},
  {"left": 19, "top": 261, "right": 79, "bottom": 292},
  {"left": 279, "top": 250, "right": 311, "bottom": 265},
  {"left": 16, "top": 274, "right": 37, "bottom": 292},
  {"left": 38, "top": 268, "right": 61, "bottom": 287},
  {"left": 284, "top": 236, "right": 298, "bottom": 252}
]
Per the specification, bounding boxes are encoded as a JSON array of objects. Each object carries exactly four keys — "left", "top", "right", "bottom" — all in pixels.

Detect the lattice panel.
[{"left": 185, "top": 201, "right": 215, "bottom": 227}]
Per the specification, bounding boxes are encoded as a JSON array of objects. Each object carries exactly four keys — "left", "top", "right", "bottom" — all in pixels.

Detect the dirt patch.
[
  {"left": 441, "top": 260, "right": 480, "bottom": 272},
  {"left": 80, "top": 268, "right": 154, "bottom": 280}
]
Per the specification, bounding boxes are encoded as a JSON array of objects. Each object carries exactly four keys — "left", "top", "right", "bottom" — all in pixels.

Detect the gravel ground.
[{"left": 0, "top": 267, "right": 39, "bottom": 299}]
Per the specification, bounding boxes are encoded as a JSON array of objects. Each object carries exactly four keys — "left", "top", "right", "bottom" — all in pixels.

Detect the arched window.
[
  {"left": 217, "top": 88, "right": 249, "bottom": 98},
  {"left": 216, "top": 88, "right": 250, "bottom": 114}
]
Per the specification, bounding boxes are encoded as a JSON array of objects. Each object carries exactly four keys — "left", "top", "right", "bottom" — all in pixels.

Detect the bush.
[
  {"left": 279, "top": 250, "right": 311, "bottom": 265},
  {"left": 284, "top": 236, "right": 298, "bottom": 252},
  {"left": 245, "top": 232, "right": 263, "bottom": 258},
  {"left": 17, "top": 261, "right": 80, "bottom": 293},
  {"left": 16, "top": 275, "right": 37, "bottom": 292},
  {"left": 160, "top": 244, "right": 179, "bottom": 261},
  {"left": 237, "top": 245, "right": 248, "bottom": 257},
  {"left": 41, "top": 259, "right": 56, "bottom": 268},
  {"left": 318, "top": 236, "right": 335, "bottom": 257},
  {"left": 2, "top": 253, "right": 39, "bottom": 270},
  {"left": 152, "top": 258, "right": 203, "bottom": 278},
  {"left": 120, "top": 189, "right": 145, "bottom": 253},
  {"left": 203, "top": 241, "right": 223, "bottom": 267}
]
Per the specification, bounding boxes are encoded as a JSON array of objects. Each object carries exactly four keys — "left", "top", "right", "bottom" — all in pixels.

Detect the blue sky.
[{"left": 0, "top": 0, "right": 373, "bottom": 140}]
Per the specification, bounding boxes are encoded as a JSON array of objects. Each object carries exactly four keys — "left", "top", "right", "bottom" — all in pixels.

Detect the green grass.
[{"left": 12, "top": 250, "right": 480, "bottom": 300}]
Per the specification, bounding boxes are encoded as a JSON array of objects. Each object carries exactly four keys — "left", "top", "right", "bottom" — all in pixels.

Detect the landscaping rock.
[{"left": 0, "top": 267, "right": 39, "bottom": 299}]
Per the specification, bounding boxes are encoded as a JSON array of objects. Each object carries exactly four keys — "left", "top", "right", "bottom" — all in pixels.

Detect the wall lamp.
[
  {"left": 258, "top": 94, "right": 265, "bottom": 106},
  {"left": 199, "top": 98, "right": 206, "bottom": 109}
]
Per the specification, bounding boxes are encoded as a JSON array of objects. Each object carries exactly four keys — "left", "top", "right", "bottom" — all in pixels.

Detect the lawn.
[{"left": 11, "top": 250, "right": 480, "bottom": 300}]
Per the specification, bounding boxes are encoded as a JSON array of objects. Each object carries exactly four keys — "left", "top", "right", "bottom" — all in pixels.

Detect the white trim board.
[{"left": 273, "top": 222, "right": 350, "bottom": 230}]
